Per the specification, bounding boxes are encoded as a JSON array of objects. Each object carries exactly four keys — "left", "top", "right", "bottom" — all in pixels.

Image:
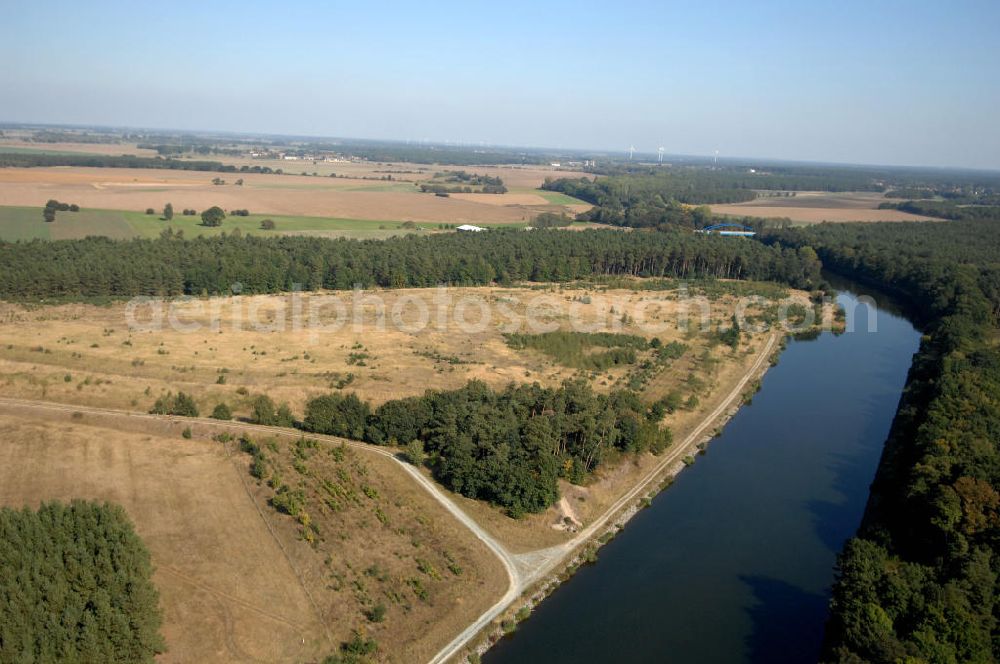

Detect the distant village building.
[{"left": 456, "top": 224, "right": 486, "bottom": 232}]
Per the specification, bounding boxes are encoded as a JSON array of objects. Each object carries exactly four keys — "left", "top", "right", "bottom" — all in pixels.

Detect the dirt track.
[{"left": 0, "top": 331, "right": 777, "bottom": 663}]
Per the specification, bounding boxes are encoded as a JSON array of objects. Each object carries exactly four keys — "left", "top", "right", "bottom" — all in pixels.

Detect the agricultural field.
[
  {"left": 0, "top": 411, "right": 506, "bottom": 663},
  {"left": 0, "top": 137, "right": 159, "bottom": 157},
  {"left": 0, "top": 161, "right": 591, "bottom": 239},
  {"left": 0, "top": 205, "right": 447, "bottom": 241},
  {"left": 709, "top": 190, "right": 937, "bottom": 223}
]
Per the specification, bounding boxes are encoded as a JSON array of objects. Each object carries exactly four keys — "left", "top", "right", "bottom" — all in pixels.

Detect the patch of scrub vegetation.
[
  {"left": 503, "top": 331, "right": 650, "bottom": 371},
  {"left": 232, "top": 432, "right": 477, "bottom": 644},
  {"left": 0, "top": 500, "right": 165, "bottom": 662}
]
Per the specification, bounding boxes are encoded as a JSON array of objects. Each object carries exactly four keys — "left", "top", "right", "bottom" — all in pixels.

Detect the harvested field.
[
  {"left": 0, "top": 167, "right": 582, "bottom": 226},
  {"left": 0, "top": 139, "right": 158, "bottom": 157},
  {"left": 448, "top": 192, "right": 550, "bottom": 206},
  {"left": 710, "top": 191, "right": 937, "bottom": 223}
]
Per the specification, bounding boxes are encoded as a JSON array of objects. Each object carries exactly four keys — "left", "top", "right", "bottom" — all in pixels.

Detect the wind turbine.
[
  {"left": 658, "top": 147, "right": 665, "bottom": 164},
  {"left": 628, "top": 145, "right": 635, "bottom": 161},
  {"left": 714, "top": 150, "right": 719, "bottom": 167}
]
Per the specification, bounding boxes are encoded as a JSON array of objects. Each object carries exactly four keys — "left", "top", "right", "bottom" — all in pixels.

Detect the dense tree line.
[
  {"left": 531, "top": 212, "right": 573, "bottom": 228},
  {"left": 0, "top": 501, "right": 164, "bottom": 662},
  {"left": 0, "top": 152, "right": 237, "bottom": 172},
  {"left": 302, "top": 380, "right": 671, "bottom": 516},
  {"left": 584, "top": 162, "right": 1000, "bottom": 197},
  {"left": 879, "top": 200, "right": 1000, "bottom": 222},
  {"left": 0, "top": 228, "right": 823, "bottom": 299},
  {"left": 544, "top": 172, "right": 757, "bottom": 207},
  {"left": 329, "top": 144, "right": 548, "bottom": 166},
  {"left": 553, "top": 166, "right": 1000, "bottom": 231},
  {"left": 542, "top": 172, "right": 770, "bottom": 229},
  {"left": 137, "top": 143, "right": 245, "bottom": 157},
  {"left": 768, "top": 218, "right": 1000, "bottom": 662}
]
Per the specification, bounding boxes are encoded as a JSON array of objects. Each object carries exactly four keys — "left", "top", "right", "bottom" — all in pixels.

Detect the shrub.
[
  {"left": 366, "top": 603, "right": 387, "bottom": 623},
  {"left": 404, "top": 439, "right": 425, "bottom": 466},
  {"left": 210, "top": 403, "right": 232, "bottom": 420},
  {"left": 149, "top": 391, "right": 199, "bottom": 417},
  {"left": 260, "top": 218, "right": 276, "bottom": 230},
  {"left": 270, "top": 485, "right": 306, "bottom": 517},
  {"left": 181, "top": 426, "right": 192, "bottom": 439},
  {"left": 276, "top": 403, "right": 295, "bottom": 428}
]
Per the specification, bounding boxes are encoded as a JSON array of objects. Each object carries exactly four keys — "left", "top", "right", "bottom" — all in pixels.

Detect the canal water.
[{"left": 484, "top": 287, "right": 920, "bottom": 664}]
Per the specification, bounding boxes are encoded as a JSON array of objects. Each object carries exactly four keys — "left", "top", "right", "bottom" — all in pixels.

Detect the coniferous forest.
[
  {"left": 768, "top": 217, "right": 1000, "bottom": 663},
  {"left": 0, "top": 228, "right": 823, "bottom": 299},
  {"left": 0, "top": 501, "right": 165, "bottom": 662}
]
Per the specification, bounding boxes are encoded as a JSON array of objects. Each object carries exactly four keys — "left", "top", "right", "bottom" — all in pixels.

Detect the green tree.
[
  {"left": 250, "top": 394, "right": 277, "bottom": 425},
  {"left": 163, "top": 202, "right": 173, "bottom": 220},
  {"left": 303, "top": 393, "right": 370, "bottom": 439},
  {"left": 200, "top": 206, "right": 225, "bottom": 227},
  {"left": 0, "top": 501, "right": 165, "bottom": 662}
]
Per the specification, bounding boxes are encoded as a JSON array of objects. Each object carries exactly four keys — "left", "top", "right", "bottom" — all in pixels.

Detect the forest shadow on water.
[{"left": 740, "top": 575, "right": 828, "bottom": 663}]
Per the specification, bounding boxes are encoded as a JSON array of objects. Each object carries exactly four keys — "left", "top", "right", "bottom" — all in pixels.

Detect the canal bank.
[{"left": 482, "top": 286, "right": 920, "bottom": 664}]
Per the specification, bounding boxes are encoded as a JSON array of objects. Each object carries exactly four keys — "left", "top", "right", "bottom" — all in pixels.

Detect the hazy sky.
[{"left": 3, "top": 0, "right": 999, "bottom": 169}]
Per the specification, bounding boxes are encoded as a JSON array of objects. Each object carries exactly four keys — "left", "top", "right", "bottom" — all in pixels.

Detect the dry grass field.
[
  {"left": 710, "top": 191, "right": 936, "bottom": 223},
  {"left": 0, "top": 281, "right": 812, "bottom": 557},
  {"left": 0, "top": 284, "right": 777, "bottom": 412},
  {"left": 0, "top": 407, "right": 508, "bottom": 663}
]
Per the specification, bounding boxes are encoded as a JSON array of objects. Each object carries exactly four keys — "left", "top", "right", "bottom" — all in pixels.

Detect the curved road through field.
[{"left": 0, "top": 333, "right": 775, "bottom": 664}]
